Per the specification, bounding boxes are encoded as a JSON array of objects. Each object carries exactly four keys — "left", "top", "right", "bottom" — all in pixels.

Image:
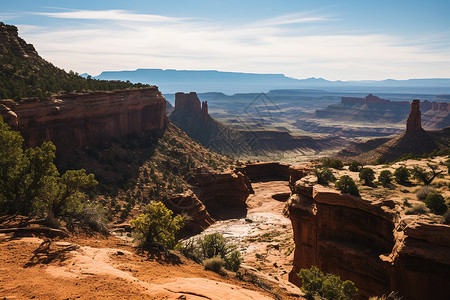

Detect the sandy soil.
[
  {"left": 186, "top": 181, "right": 302, "bottom": 297},
  {"left": 0, "top": 232, "right": 275, "bottom": 299}
]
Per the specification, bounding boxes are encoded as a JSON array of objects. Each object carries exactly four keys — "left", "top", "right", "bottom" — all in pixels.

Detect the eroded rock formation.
[
  {"left": 187, "top": 168, "right": 252, "bottom": 218},
  {"left": 174, "top": 92, "right": 202, "bottom": 113},
  {"left": 286, "top": 175, "right": 450, "bottom": 299},
  {"left": 164, "top": 191, "right": 214, "bottom": 234},
  {"left": 0, "top": 88, "right": 168, "bottom": 154},
  {"left": 406, "top": 99, "right": 422, "bottom": 133}
]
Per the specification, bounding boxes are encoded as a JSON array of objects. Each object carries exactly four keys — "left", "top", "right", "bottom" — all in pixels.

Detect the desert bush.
[
  {"left": 65, "top": 204, "right": 108, "bottom": 234},
  {"left": 322, "top": 159, "right": 344, "bottom": 170},
  {"left": 394, "top": 166, "right": 410, "bottom": 184},
  {"left": 378, "top": 170, "right": 392, "bottom": 187},
  {"left": 181, "top": 233, "right": 242, "bottom": 271},
  {"left": 130, "top": 202, "right": 184, "bottom": 249},
  {"left": 203, "top": 256, "right": 225, "bottom": 273},
  {"left": 298, "top": 266, "right": 357, "bottom": 300},
  {"left": 335, "top": 176, "right": 359, "bottom": 196},
  {"left": 405, "top": 203, "right": 429, "bottom": 215},
  {"left": 416, "top": 186, "right": 436, "bottom": 201},
  {"left": 348, "top": 161, "right": 363, "bottom": 172},
  {"left": 314, "top": 167, "right": 336, "bottom": 185},
  {"left": 369, "top": 291, "right": 402, "bottom": 300},
  {"left": 359, "top": 168, "right": 375, "bottom": 185},
  {"left": 372, "top": 156, "right": 387, "bottom": 165},
  {"left": 424, "top": 192, "right": 448, "bottom": 215}
]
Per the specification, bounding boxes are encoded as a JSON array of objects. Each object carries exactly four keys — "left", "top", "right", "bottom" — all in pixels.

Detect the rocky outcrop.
[
  {"left": 316, "top": 94, "right": 450, "bottom": 130},
  {"left": 164, "top": 191, "right": 214, "bottom": 235},
  {"left": 0, "top": 22, "right": 38, "bottom": 58},
  {"left": 236, "top": 162, "right": 291, "bottom": 182},
  {"left": 187, "top": 168, "right": 252, "bottom": 218},
  {"left": 286, "top": 176, "right": 450, "bottom": 299},
  {"left": 0, "top": 88, "right": 168, "bottom": 154},
  {"left": 406, "top": 99, "right": 422, "bottom": 133}
]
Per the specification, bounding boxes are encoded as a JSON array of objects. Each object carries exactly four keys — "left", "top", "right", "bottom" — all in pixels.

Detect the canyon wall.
[
  {"left": 287, "top": 176, "right": 450, "bottom": 299},
  {"left": 0, "top": 88, "right": 168, "bottom": 154}
]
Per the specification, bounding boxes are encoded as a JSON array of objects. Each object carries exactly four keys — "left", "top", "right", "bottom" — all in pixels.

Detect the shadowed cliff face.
[
  {"left": 0, "top": 88, "right": 168, "bottom": 154},
  {"left": 286, "top": 175, "right": 450, "bottom": 300}
]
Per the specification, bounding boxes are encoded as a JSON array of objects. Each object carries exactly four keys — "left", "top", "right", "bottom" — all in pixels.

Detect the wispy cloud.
[
  {"left": 18, "top": 9, "right": 450, "bottom": 80},
  {"left": 34, "top": 9, "right": 184, "bottom": 23}
]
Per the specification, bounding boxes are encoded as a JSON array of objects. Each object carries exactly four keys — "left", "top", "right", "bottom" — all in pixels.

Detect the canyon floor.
[{"left": 185, "top": 180, "right": 303, "bottom": 298}]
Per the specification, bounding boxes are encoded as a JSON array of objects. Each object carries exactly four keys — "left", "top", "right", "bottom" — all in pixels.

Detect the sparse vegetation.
[
  {"left": 359, "top": 168, "right": 375, "bottom": 186},
  {"left": 298, "top": 266, "right": 357, "bottom": 300},
  {"left": 181, "top": 233, "right": 242, "bottom": 272},
  {"left": 314, "top": 167, "right": 336, "bottom": 185},
  {"left": 348, "top": 161, "right": 363, "bottom": 172},
  {"left": 394, "top": 166, "right": 410, "bottom": 185},
  {"left": 322, "top": 158, "right": 344, "bottom": 170},
  {"left": 411, "top": 164, "right": 444, "bottom": 186},
  {"left": 130, "top": 202, "right": 184, "bottom": 249},
  {"left": 335, "top": 175, "right": 359, "bottom": 196},
  {"left": 416, "top": 186, "right": 436, "bottom": 201},
  {"left": 378, "top": 170, "right": 392, "bottom": 187},
  {"left": 405, "top": 203, "right": 429, "bottom": 215},
  {"left": 203, "top": 256, "right": 225, "bottom": 273},
  {"left": 424, "top": 192, "right": 448, "bottom": 215}
]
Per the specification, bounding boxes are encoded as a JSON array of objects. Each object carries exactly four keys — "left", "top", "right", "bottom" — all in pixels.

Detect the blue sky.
[{"left": 1, "top": 0, "right": 450, "bottom": 80}]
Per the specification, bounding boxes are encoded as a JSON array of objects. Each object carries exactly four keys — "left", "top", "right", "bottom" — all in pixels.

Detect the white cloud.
[{"left": 18, "top": 9, "right": 450, "bottom": 80}]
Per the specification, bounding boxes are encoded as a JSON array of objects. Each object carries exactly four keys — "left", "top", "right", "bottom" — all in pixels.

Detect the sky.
[{"left": 1, "top": 0, "right": 450, "bottom": 80}]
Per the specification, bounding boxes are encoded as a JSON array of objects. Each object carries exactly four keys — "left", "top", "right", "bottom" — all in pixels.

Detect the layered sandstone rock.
[
  {"left": 187, "top": 168, "right": 252, "bottom": 218},
  {"left": 174, "top": 92, "right": 202, "bottom": 112},
  {"left": 286, "top": 176, "right": 450, "bottom": 299},
  {"left": 164, "top": 191, "right": 214, "bottom": 234},
  {"left": 0, "top": 88, "right": 168, "bottom": 154},
  {"left": 0, "top": 22, "right": 38, "bottom": 58}
]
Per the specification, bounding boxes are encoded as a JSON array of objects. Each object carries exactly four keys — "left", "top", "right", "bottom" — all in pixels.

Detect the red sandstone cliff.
[
  {"left": 286, "top": 175, "right": 450, "bottom": 299},
  {"left": 0, "top": 88, "right": 168, "bottom": 154}
]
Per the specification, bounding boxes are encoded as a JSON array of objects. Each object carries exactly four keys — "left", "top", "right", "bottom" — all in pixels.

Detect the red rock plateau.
[
  {"left": 0, "top": 88, "right": 168, "bottom": 155},
  {"left": 286, "top": 174, "right": 450, "bottom": 300},
  {"left": 316, "top": 94, "right": 450, "bottom": 129}
]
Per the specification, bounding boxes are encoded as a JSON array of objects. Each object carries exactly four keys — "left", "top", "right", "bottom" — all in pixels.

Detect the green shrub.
[
  {"left": 348, "top": 161, "right": 363, "bottom": 172},
  {"left": 314, "top": 167, "right": 336, "bottom": 185},
  {"left": 130, "top": 202, "right": 184, "bottom": 249},
  {"left": 424, "top": 192, "right": 448, "bottom": 215},
  {"left": 182, "top": 233, "right": 242, "bottom": 272},
  {"left": 372, "top": 156, "right": 387, "bottom": 165},
  {"left": 322, "top": 159, "right": 344, "bottom": 170},
  {"left": 359, "top": 168, "right": 375, "bottom": 185},
  {"left": 203, "top": 256, "right": 225, "bottom": 273},
  {"left": 443, "top": 210, "right": 450, "bottom": 225},
  {"left": 394, "top": 166, "right": 410, "bottom": 184},
  {"left": 298, "top": 266, "right": 357, "bottom": 300},
  {"left": 405, "top": 203, "right": 429, "bottom": 215},
  {"left": 335, "top": 176, "right": 359, "bottom": 196},
  {"left": 378, "top": 170, "right": 392, "bottom": 187},
  {"left": 416, "top": 186, "right": 436, "bottom": 201}
]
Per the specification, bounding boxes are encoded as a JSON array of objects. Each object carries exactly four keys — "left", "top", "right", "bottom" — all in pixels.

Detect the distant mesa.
[{"left": 174, "top": 92, "right": 208, "bottom": 121}]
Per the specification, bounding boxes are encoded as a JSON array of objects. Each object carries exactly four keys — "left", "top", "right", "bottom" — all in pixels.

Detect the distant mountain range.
[{"left": 93, "top": 69, "right": 450, "bottom": 94}]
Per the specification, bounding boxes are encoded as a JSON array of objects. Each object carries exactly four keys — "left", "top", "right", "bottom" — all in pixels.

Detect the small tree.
[
  {"left": 378, "top": 170, "right": 392, "bottom": 187},
  {"left": 359, "top": 168, "right": 375, "bottom": 186},
  {"left": 348, "top": 161, "right": 363, "bottom": 172},
  {"left": 394, "top": 166, "right": 410, "bottom": 184},
  {"left": 314, "top": 167, "right": 336, "bottom": 185},
  {"left": 130, "top": 202, "right": 184, "bottom": 249},
  {"left": 335, "top": 175, "right": 359, "bottom": 196},
  {"left": 322, "top": 159, "right": 344, "bottom": 170},
  {"left": 298, "top": 266, "right": 357, "bottom": 300},
  {"left": 424, "top": 192, "right": 448, "bottom": 215},
  {"left": 411, "top": 164, "right": 444, "bottom": 186}
]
